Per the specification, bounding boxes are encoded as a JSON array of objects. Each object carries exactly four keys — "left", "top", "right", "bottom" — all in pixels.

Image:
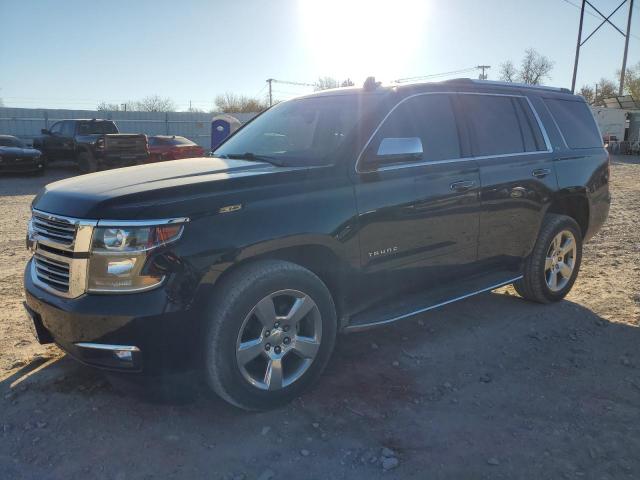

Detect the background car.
[
  {"left": 0, "top": 135, "right": 45, "bottom": 175},
  {"left": 147, "top": 135, "right": 204, "bottom": 163}
]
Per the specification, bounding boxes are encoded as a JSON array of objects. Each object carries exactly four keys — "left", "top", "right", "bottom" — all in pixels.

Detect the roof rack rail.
[{"left": 444, "top": 78, "right": 572, "bottom": 94}]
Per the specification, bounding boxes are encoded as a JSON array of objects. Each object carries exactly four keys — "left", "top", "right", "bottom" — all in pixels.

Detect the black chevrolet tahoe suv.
[
  {"left": 33, "top": 119, "right": 148, "bottom": 173},
  {"left": 23, "top": 79, "right": 610, "bottom": 410}
]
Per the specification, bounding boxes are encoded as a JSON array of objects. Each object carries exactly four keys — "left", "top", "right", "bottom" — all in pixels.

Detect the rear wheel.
[
  {"left": 77, "top": 151, "right": 97, "bottom": 174},
  {"left": 514, "top": 214, "right": 582, "bottom": 303},
  {"left": 203, "top": 260, "right": 337, "bottom": 410}
]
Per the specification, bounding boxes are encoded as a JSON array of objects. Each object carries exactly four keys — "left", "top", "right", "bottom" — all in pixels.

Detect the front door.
[
  {"left": 458, "top": 92, "right": 558, "bottom": 270},
  {"left": 352, "top": 93, "right": 481, "bottom": 305},
  {"left": 43, "top": 121, "right": 65, "bottom": 160}
]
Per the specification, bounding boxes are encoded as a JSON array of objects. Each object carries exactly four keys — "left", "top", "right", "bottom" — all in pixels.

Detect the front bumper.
[
  {"left": 24, "top": 260, "right": 198, "bottom": 374},
  {"left": 0, "top": 157, "right": 44, "bottom": 173}
]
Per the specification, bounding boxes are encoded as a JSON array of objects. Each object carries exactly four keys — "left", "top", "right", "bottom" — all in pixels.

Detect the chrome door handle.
[
  {"left": 450, "top": 180, "right": 476, "bottom": 192},
  {"left": 532, "top": 168, "right": 551, "bottom": 178}
]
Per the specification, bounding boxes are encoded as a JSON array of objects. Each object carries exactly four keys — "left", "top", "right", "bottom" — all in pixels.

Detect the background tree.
[
  {"left": 130, "top": 95, "right": 176, "bottom": 112},
  {"left": 315, "top": 77, "right": 340, "bottom": 91},
  {"left": 499, "top": 60, "right": 518, "bottom": 82},
  {"left": 97, "top": 101, "right": 122, "bottom": 111},
  {"left": 214, "top": 92, "right": 268, "bottom": 113},
  {"left": 499, "top": 49, "right": 554, "bottom": 85},
  {"left": 594, "top": 78, "right": 617, "bottom": 105},
  {"left": 578, "top": 85, "right": 595, "bottom": 104},
  {"left": 340, "top": 78, "right": 355, "bottom": 87},
  {"left": 620, "top": 61, "right": 640, "bottom": 99}
]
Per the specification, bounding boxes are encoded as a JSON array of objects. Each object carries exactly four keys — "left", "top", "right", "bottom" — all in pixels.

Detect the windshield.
[
  {"left": 0, "top": 137, "right": 23, "bottom": 147},
  {"left": 77, "top": 121, "right": 118, "bottom": 135},
  {"left": 214, "top": 95, "right": 369, "bottom": 166}
]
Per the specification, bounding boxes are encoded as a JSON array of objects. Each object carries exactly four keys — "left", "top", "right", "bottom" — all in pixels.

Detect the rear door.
[
  {"left": 353, "top": 93, "right": 481, "bottom": 300},
  {"left": 459, "top": 92, "right": 557, "bottom": 270}
]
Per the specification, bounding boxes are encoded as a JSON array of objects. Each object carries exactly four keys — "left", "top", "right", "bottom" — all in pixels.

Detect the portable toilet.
[{"left": 211, "top": 114, "right": 242, "bottom": 150}]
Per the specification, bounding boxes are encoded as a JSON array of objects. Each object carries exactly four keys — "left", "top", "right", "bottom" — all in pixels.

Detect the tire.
[
  {"left": 514, "top": 213, "right": 582, "bottom": 303},
  {"left": 203, "top": 260, "right": 337, "bottom": 410},
  {"left": 77, "top": 151, "right": 98, "bottom": 174}
]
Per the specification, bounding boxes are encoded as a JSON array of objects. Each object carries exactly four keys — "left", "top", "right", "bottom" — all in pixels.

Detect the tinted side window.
[
  {"left": 62, "top": 121, "right": 75, "bottom": 137},
  {"left": 367, "top": 94, "right": 460, "bottom": 164},
  {"left": 514, "top": 98, "right": 546, "bottom": 152},
  {"left": 49, "top": 122, "right": 62, "bottom": 135},
  {"left": 461, "top": 94, "right": 531, "bottom": 156},
  {"left": 544, "top": 98, "right": 601, "bottom": 149}
]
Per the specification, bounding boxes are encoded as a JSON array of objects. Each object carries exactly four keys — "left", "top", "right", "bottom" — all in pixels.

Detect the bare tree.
[
  {"left": 315, "top": 77, "right": 340, "bottom": 91},
  {"left": 97, "top": 101, "right": 122, "bottom": 111},
  {"left": 620, "top": 61, "right": 640, "bottom": 99},
  {"left": 579, "top": 85, "right": 595, "bottom": 104},
  {"left": 214, "top": 92, "right": 267, "bottom": 113},
  {"left": 594, "top": 78, "right": 617, "bottom": 105},
  {"left": 131, "top": 95, "right": 176, "bottom": 112},
  {"left": 499, "top": 49, "right": 554, "bottom": 85},
  {"left": 499, "top": 60, "right": 518, "bottom": 82},
  {"left": 340, "top": 78, "right": 355, "bottom": 87},
  {"left": 519, "top": 49, "right": 554, "bottom": 85}
]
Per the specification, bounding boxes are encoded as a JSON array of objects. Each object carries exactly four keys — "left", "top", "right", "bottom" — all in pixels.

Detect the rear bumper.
[
  {"left": 23, "top": 260, "right": 198, "bottom": 374},
  {"left": 97, "top": 152, "right": 149, "bottom": 167}
]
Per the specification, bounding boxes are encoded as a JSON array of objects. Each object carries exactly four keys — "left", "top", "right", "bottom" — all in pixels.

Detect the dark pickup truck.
[
  {"left": 33, "top": 119, "right": 148, "bottom": 173},
  {"left": 23, "top": 79, "right": 610, "bottom": 410}
]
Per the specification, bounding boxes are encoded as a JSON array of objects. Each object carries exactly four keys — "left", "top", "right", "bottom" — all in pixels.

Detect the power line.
[
  {"left": 559, "top": 0, "right": 639, "bottom": 39},
  {"left": 393, "top": 67, "right": 480, "bottom": 84}
]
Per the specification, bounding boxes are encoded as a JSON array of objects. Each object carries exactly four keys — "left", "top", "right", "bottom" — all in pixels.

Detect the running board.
[{"left": 345, "top": 273, "right": 523, "bottom": 332}]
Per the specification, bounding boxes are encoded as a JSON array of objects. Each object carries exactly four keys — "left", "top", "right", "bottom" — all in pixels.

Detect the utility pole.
[
  {"left": 570, "top": 0, "right": 634, "bottom": 95},
  {"left": 267, "top": 78, "right": 273, "bottom": 107},
  {"left": 476, "top": 65, "right": 491, "bottom": 80},
  {"left": 571, "top": 0, "right": 586, "bottom": 93},
  {"left": 619, "top": 0, "right": 634, "bottom": 95}
]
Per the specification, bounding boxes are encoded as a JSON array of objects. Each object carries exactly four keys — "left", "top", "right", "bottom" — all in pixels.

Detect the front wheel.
[
  {"left": 203, "top": 260, "right": 337, "bottom": 410},
  {"left": 514, "top": 214, "right": 582, "bottom": 303},
  {"left": 77, "top": 151, "right": 98, "bottom": 174}
]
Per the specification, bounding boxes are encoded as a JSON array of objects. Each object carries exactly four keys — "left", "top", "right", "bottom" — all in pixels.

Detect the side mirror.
[
  {"left": 41, "top": 128, "right": 51, "bottom": 135},
  {"left": 361, "top": 137, "right": 423, "bottom": 169}
]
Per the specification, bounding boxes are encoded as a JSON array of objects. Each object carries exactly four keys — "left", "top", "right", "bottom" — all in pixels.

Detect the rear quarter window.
[{"left": 544, "top": 98, "right": 602, "bottom": 149}]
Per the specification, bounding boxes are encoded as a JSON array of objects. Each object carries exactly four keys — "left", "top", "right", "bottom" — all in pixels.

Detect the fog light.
[
  {"left": 107, "top": 258, "right": 136, "bottom": 276},
  {"left": 114, "top": 350, "right": 133, "bottom": 362}
]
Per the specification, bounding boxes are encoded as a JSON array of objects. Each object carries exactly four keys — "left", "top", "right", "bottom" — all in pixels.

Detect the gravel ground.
[{"left": 1, "top": 157, "right": 639, "bottom": 480}]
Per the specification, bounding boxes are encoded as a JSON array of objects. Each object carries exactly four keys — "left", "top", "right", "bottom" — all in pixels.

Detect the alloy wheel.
[
  {"left": 235, "top": 289, "right": 322, "bottom": 391},
  {"left": 544, "top": 230, "right": 577, "bottom": 292}
]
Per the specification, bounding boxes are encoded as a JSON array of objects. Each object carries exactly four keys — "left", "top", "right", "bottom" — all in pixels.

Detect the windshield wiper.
[{"left": 220, "top": 152, "right": 285, "bottom": 166}]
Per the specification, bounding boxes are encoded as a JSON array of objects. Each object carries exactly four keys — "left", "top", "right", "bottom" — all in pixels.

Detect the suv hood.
[{"left": 32, "top": 157, "right": 309, "bottom": 219}]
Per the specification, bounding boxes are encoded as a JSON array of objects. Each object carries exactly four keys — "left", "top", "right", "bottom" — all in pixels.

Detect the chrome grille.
[
  {"left": 32, "top": 211, "right": 76, "bottom": 246},
  {"left": 33, "top": 253, "right": 70, "bottom": 293}
]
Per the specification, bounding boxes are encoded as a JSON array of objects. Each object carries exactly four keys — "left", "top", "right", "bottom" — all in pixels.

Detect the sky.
[{"left": 0, "top": 0, "right": 638, "bottom": 111}]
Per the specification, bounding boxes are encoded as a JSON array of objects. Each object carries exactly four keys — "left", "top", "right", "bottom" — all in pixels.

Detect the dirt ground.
[{"left": 1, "top": 157, "right": 639, "bottom": 480}]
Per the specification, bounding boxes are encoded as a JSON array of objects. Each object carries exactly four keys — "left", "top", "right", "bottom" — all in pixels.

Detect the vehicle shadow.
[
  {"left": 610, "top": 154, "right": 640, "bottom": 166},
  {"left": 2, "top": 291, "right": 639, "bottom": 479},
  {"left": 0, "top": 164, "right": 78, "bottom": 197}
]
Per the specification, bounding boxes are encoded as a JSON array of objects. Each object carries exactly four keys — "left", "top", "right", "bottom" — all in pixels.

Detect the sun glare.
[{"left": 298, "top": 0, "right": 429, "bottom": 83}]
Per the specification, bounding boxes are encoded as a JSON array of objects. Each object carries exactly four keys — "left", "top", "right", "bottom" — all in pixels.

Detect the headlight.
[{"left": 87, "top": 222, "right": 185, "bottom": 293}]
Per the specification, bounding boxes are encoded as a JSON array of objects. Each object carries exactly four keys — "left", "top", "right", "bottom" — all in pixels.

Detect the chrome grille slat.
[
  {"left": 34, "top": 261, "right": 70, "bottom": 279},
  {"left": 33, "top": 254, "right": 70, "bottom": 292},
  {"left": 29, "top": 209, "right": 99, "bottom": 298},
  {"left": 32, "top": 213, "right": 76, "bottom": 247}
]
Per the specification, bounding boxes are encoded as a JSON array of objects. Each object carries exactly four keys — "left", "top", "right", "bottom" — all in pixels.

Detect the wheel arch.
[
  {"left": 546, "top": 190, "right": 590, "bottom": 239},
  {"left": 195, "top": 239, "right": 352, "bottom": 324}
]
